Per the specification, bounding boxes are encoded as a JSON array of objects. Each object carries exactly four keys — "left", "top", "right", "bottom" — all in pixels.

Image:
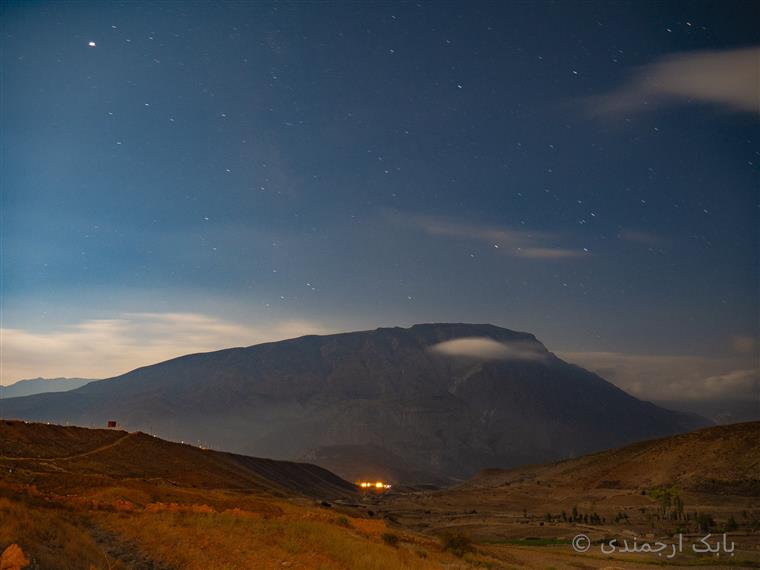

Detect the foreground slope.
[
  {"left": 2, "top": 323, "right": 709, "bottom": 481},
  {"left": 0, "top": 421, "right": 506, "bottom": 570}
]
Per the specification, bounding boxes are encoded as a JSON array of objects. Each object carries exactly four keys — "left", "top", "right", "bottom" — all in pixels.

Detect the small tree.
[
  {"left": 674, "top": 495, "right": 685, "bottom": 520},
  {"left": 697, "top": 513, "right": 715, "bottom": 533}
]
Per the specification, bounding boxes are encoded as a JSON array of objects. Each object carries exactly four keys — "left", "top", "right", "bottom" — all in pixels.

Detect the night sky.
[{"left": 2, "top": 1, "right": 758, "bottom": 409}]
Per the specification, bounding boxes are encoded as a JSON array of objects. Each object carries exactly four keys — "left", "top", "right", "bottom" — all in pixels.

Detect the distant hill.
[
  {"left": 465, "top": 421, "right": 760, "bottom": 494},
  {"left": 0, "top": 377, "right": 92, "bottom": 399},
  {"left": 1, "top": 323, "right": 709, "bottom": 482},
  {"left": 0, "top": 420, "right": 356, "bottom": 499}
]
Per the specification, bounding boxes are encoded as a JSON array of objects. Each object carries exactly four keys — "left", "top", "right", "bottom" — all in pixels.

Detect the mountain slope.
[
  {"left": 0, "top": 377, "right": 92, "bottom": 398},
  {"left": 1, "top": 323, "right": 709, "bottom": 482}
]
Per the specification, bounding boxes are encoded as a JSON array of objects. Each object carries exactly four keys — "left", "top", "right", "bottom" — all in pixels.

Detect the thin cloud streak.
[
  {"left": 589, "top": 46, "right": 760, "bottom": 117},
  {"left": 618, "top": 229, "right": 667, "bottom": 246},
  {"left": 388, "top": 212, "right": 587, "bottom": 260},
  {"left": 516, "top": 247, "right": 584, "bottom": 259},
  {"left": 733, "top": 336, "right": 759, "bottom": 354}
]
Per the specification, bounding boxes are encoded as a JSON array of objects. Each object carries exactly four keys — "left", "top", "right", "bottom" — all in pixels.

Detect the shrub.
[
  {"left": 440, "top": 531, "right": 474, "bottom": 557},
  {"left": 381, "top": 532, "right": 399, "bottom": 547},
  {"left": 335, "top": 516, "right": 351, "bottom": 527}
]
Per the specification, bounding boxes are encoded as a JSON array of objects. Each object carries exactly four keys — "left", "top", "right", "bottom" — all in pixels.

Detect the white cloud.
[
  {"left": 558, "top": 350, "right": 759, "bottom": 401},
  {"left": 430, "top": 337, "right": 546, "bottom": 361},
  {"left": 389, "top": 212, "right": 586, "bottom": 260},
  {"left": 590, "top": 46, "right": 760, "bottom": 117},
  {"left": 0, "top": 313, "right": 329, "bottom": 385},
  {"left": 700, "top": 369, "right": 760, "bottom": 399}
]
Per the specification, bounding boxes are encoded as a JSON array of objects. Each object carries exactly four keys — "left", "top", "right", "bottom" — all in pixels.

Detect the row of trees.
[
  {"left": 530, "top": 487, "right": 758, "bottom": 534},
  {"left": 541, "top": 506, "right": 605, "bottom": 525}
]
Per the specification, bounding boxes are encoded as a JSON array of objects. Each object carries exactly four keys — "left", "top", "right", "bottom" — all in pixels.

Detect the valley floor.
[{"left": 367, "top": 482, "right": 760, "bottom": 569}]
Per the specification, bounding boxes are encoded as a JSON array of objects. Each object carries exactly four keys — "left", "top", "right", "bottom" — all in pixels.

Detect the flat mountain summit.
[{"left": 2, "top": 323, "right": 708, "bottom": 482}]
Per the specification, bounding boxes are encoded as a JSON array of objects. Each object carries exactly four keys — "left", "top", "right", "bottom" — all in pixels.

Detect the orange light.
[{"left": 356, "top": 480, "right": 392, "bottom": 491}]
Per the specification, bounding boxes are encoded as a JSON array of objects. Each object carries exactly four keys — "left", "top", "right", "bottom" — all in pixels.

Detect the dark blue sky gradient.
[{"left": 2, "top": 1, "right": 758, "bottom": 368}]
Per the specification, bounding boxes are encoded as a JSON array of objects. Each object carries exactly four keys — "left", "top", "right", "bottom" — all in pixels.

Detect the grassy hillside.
[
  {"left": 465, "top": 420, "right": 760, "bottom": 493},
  {"left": 0, "top": 420, "right": 499, "bottom": 569}
]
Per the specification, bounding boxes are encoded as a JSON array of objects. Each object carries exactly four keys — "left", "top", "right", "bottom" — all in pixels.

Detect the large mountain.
[{"left": 1, "top": 323, "right": 708, "bottom": 482}]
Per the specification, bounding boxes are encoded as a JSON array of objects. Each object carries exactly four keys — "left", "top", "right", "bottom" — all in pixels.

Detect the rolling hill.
[
  {"left": 463, "top": 420, "right": 760, "bottom": 493},
  {"left": 0, "top": 420, "right": 356, "bottom": 499},
  {"left": 1, "top": 323, "right": 709, "bottom": 482}
]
